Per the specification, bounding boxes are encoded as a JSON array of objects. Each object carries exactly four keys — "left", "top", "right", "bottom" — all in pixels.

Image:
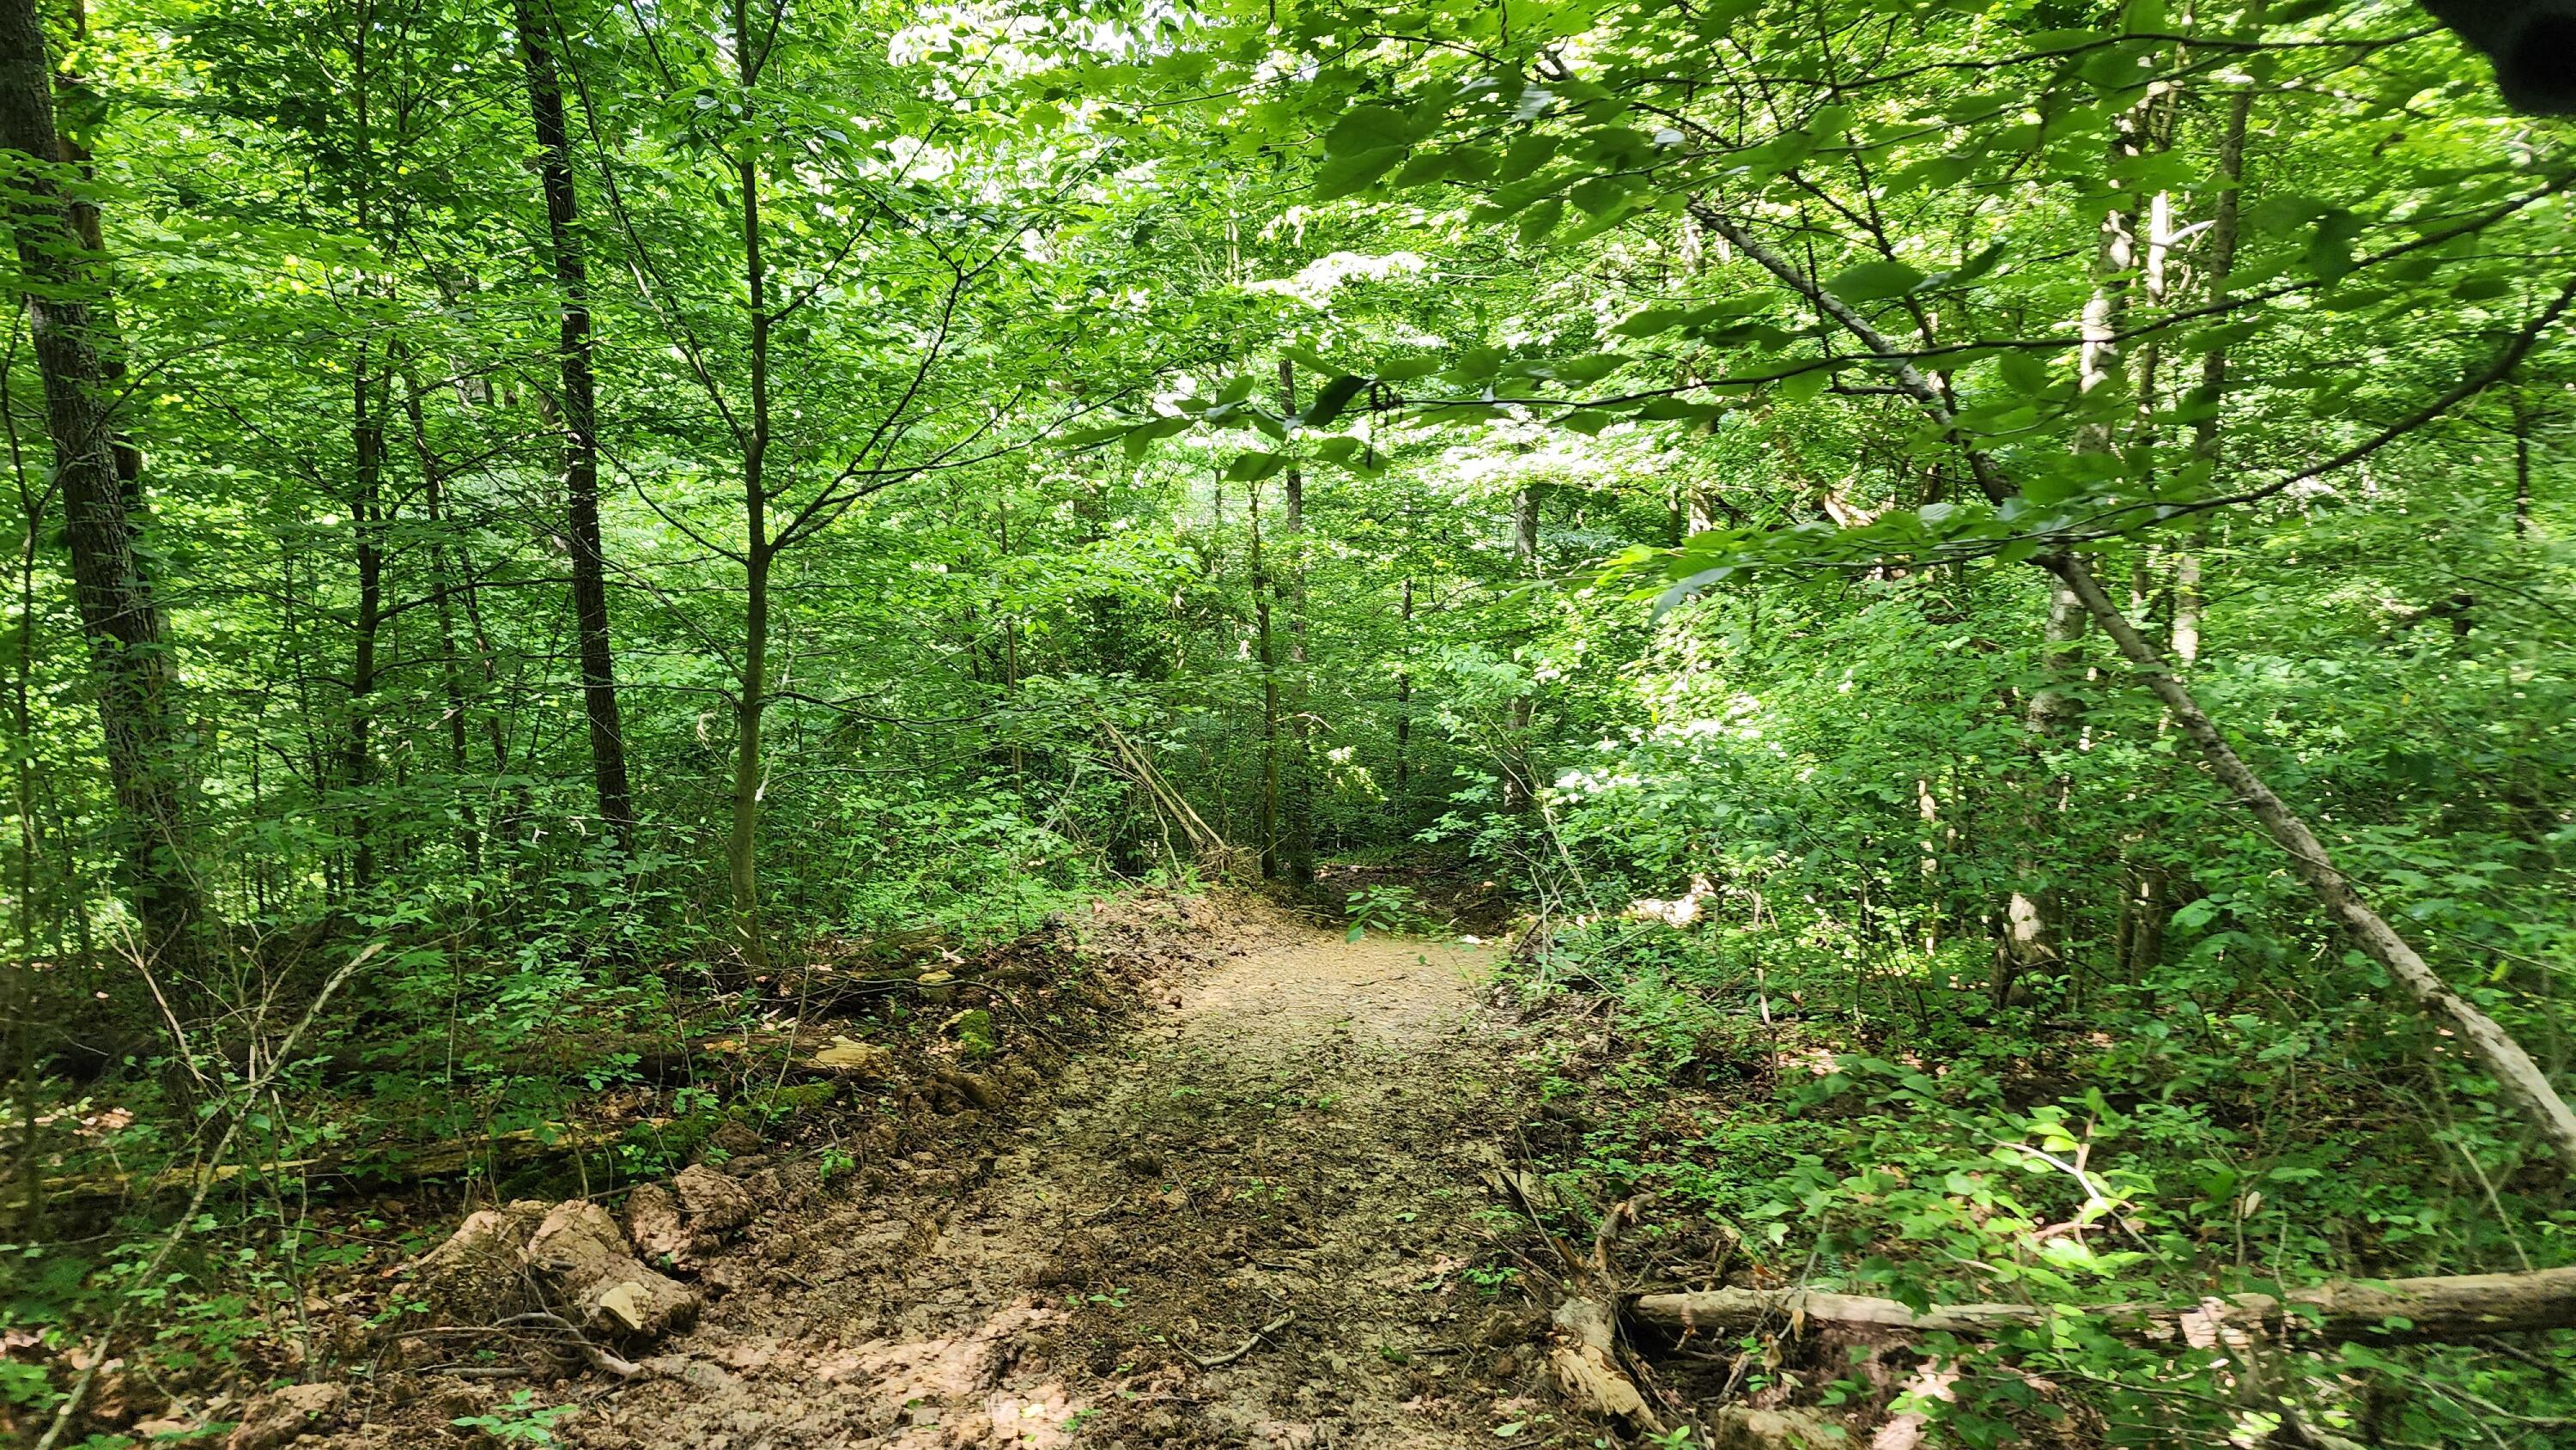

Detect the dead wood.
[
  {"left": 1185, "top": 1311, "right": 1296, "bottom": 1368},
  {"left": 1631, "top": 1264, "right": 2576, "bottom": 1344},
  {"left": 490, "top": 1311, "right": 644, "bottom": 1380},
  {"left": 1549, "top": 1297, "right": 1660, "bottom": 1429}
]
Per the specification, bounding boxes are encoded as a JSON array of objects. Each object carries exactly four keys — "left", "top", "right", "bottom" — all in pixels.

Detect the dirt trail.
[{"left": 574, "top": 920, "right": 1530, "bottom": 1450}]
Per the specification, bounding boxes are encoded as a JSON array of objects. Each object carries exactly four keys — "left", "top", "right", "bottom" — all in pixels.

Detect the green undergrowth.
[{"left": 1507, "top": 916, "right": 2576, "bottom": 1449}]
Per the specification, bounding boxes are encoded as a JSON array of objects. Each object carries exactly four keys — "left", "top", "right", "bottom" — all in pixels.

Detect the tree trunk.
[
  {"left": 2175, "top": 54, "right": 2257, "bottom": 666},
  {"left": 1249, "top": 476, "right": 1280, "bottom": 880},
  {"left": 1996, "top": 576, "right": 2085, "bottom": 1003},
  {"left": 1503, "top": 485, "right": 1539, "bottom": 812},
  {"left": 0, "top": 0, "right": 208, "bottom": 973},
  {"left": 394, "top": 355, "right": 483, "bottom": 871},
  {"left": 1277, "top": 360, "right": 1313, "bottom": 889},
  {"left": 345, "top": 340, "right": 386, "bottom": 891},
  {"left": 516, "top": 0, "right": 635, "bottom": 854},
  {"left": 730, "top": 545, "right": 769, "bottom": 966},
  {"left": 1997, "top": 125, "right": 2139, "bottom": 1004},
  {"left": 1394, "top": 575, "right": 1413, "bottom": 799},
  {"left": 2511, "top": 383, "right": 2533, "bottom": 540}
]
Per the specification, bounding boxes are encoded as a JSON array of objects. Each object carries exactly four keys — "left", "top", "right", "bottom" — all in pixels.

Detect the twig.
[
  {"left": 1590, "top": 1193, "right": 1652, "bottom": 1288},
  {"left": 1186, "top": 1311, "right": 1296, "bottom": 1368},
  {"left": 493, "top": 1312, "right": 644, "bottom": 1380}
]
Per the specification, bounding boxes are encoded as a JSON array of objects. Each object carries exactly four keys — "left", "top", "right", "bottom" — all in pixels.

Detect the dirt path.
[{"left": 572, "top": 923, "right": 1532, "bottom": 1450}]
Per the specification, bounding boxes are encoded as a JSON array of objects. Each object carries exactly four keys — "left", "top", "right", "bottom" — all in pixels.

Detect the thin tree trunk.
[
  {"left": 2175, "top": 42, "right": 2258, "bottom": 666},
  {"left": 1278, "top": 359, "right": 1313, "bottom": 889},
  {"left": 6, "top": 318, "right": 46, "bottom": 1233},
  {"left": 2511, "top": 384, "right": 2533, "bottom": 539},
  {"left": 516, "top": 0, "right": 635, "bottom": 853},
  {"left": 393, "top": 357, "right": 483, "bottom": 871},
  {"left": 1394, "top": 575, "right": 1413, "bottom": 798},
  {"left": 1504, "top": 485, "right": 1539, "bottom": 812},
  {"left": 1996, "top": 118, "right": 2148, "bottom": 1004},
  {"left": 1692, "top": 199, "right": 2576, "bottom": 1168},
  {"left": 0, "top": 0, "right": 208, "bottom": 973},
  {"left": 731, "top": 545, "right": 768, "bottom": 962},
  {"left": 345, "top": 339, "right": 385, "bottom": 891},
  {"left": 1249, "top": 476, "right": 1279, "bottom": 880},
  {"left": 725, "top": 0, "right": 771, "bottom": 968}
]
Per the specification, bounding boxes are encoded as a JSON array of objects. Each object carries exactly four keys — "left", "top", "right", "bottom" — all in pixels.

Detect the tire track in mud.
[{"left": 575, "top": 925, "right": 1534, "bottom": 1450}]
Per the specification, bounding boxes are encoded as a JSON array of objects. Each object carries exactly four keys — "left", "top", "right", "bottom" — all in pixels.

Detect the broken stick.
[{"left": 1188, "top": 1311, "right": 1296, "bottom": 1368}]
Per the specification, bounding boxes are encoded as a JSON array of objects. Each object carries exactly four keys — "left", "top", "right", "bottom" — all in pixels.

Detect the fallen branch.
[
  {"left": 1097, "top": 716, "right": 1242, "bottom": 876},
  {"left": 493, "top": 1311, "right": 644, "bottom": 1380},
  {"left": 1631, "top": 1264, "right": 2576, "bottom": 1344},
  {"left": 1187, "top": 1311, "right": 1295, "bottom": 1368}
]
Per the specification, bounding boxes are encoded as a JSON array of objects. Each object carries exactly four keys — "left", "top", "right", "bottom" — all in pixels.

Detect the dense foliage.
[{"left": 4, "top": 0, "right": 2574, "bottom": 1442}]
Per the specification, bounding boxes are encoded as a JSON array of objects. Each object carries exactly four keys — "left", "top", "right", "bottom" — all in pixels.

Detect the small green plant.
[
  {"left": 451, "top": 1389, "right": 574, "bottom": 1446},
  {"left": 817, "top": 1145, "right": 856, "bottom": 1184},
  {"left": 1465, "top": 1264, "right": 1521, "bottom": 1296},
  {"left": 1344, "top": 883, "right": 1426, "bottom": 940}
]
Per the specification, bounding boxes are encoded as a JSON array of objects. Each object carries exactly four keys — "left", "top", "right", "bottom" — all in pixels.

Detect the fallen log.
[
  {"left": 698, "top": 1031, "right": 896, "bottom": 1079},
  {"left": 1631, "top": 1265, "right": 2576, "bottom": 1344}
]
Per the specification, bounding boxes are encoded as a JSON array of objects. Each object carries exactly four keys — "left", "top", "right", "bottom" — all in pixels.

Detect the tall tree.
[
  {"left": 1275, "top": 359, "right": 1313, "bottom": 889},
  {"left": 0, "top": 0, "right": 206, "bottom": 972},
  {"left": 514, "top": 0, "right": 635, "bottom": 856}
]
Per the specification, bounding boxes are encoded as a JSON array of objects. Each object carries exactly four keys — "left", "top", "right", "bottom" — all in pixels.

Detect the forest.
[{"left": 4, "top": 0, "right": 2575, "bottom": 1445}]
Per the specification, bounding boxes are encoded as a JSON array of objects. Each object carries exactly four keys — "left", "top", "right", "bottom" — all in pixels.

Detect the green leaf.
[
  {"left": 1497, "top": 135, "right": 1557, "bottom": 182},
  {"left": 1516, "top": 197, "right": 1566, "bottom": 246},
  {"left": 1927, "top": 242, "right": 2008, "bottom": 290},
  {"left": 1122, "top": 416, "right": 1189, "bottom": 458},
  {"left": 1997, "top": 349, "right": 2053, "bottom": 395},
  {"left": 2303, "top": 208, "right": 2362, "bottom": 282},
  {"left": 1303, "top": 373, "right": 1370, "bottom": 428},
  {"left": 1613, "top": 306, "right": 1692, "bottom": 337},
  {"left": 1323, "top": 105, "right": 1413, "bottom": 157},
  {"left": 1224, "top": 451, "right": 1287, "bottom": 482},
  {"left": 1315, "top": 147, "right": 1405, "bottom": 201},
  {"left": 1779, "top": 367, "right": 1831, "bottom": 403},
  {"left": 1827, "top": 259, "right": 1925, "bottom": 302},
  {"left": 1542, "top": 354, "right": 1624, "bottom": 385}
]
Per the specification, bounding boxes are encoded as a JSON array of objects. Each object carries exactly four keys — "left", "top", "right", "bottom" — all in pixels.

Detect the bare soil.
[{"left": 338, "top": 898, "right": 1556, "bottom": 1449}]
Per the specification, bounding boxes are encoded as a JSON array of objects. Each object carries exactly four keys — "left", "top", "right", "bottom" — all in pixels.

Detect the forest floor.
[{"left": 313, "top": 896, "right": 1570, "bottom": 1450}]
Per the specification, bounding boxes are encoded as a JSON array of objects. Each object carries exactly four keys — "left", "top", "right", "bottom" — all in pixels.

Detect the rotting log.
[
  {"left": 1631, "top": 1265, "right": 2576, "bottom": 1344},
  {"left": 698, "top": 1031, "right": 896, "bottom": 1079}
]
